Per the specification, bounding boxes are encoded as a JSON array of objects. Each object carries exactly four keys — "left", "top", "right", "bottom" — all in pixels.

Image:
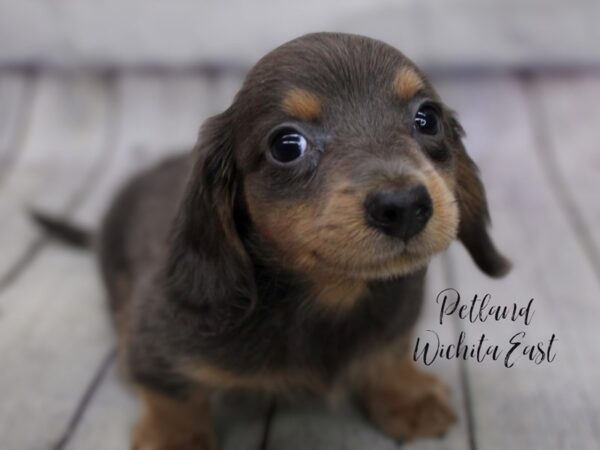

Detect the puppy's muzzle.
[{"left": 364, "top": 185, "right": 433, "bottom": 241}]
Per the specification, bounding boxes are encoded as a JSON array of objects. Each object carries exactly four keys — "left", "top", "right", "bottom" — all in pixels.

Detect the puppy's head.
[{"left": 175, "top": 33, "right": 509, "bottom": 303}]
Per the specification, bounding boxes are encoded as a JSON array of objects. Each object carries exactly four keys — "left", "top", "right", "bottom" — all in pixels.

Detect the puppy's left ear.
[{"left": 451, "top": 118, "right": 511, "bottom": 278}]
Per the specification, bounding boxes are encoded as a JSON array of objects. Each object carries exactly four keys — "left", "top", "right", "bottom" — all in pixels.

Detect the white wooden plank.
[
  {"left": 0, "top": 74, "right": 112, "bottom": 282},
  {"left": 61, "top": 365, "right": 139, "bottom": 450},
  {"left": 533, "top": 75, "right": 600, "bottom": 264},
  {"left": 210, "top": 72, "right": 244, "bottom": 115},
  {"left": 0, "top": 73, "right": 32, "bottom": 184},
  {"left": 0, "top": 74, "right": 114, "bottom": 449},
  {"left": 73, "top": 73, "right": 212, "bottom": 227},
  {"left": 1, "top": 0, "right": 599, "bottom": 69},
  {"left": 0, "top": 245, "right": 112, "bottom": 450},
  {"left": 437, "top": 77, "right": 600, "bottom": 450},
  {"left": 266, "top": 257, "right": 470, "bottom": 450}
]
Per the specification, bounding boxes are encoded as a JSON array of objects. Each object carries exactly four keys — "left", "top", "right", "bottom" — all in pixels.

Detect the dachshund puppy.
[{"left": 97, "top": 32, "right": 509, "bottom": 449}]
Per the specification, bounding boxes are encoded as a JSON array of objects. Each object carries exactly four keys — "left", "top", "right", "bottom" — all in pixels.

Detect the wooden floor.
[{"left": 1, "top": 71, "right": 599, "bottom": 450}]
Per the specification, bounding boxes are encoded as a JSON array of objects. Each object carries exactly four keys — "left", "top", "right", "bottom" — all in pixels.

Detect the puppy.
[{"left": 95, "top": 32, "right": 509, "bottom": 449}]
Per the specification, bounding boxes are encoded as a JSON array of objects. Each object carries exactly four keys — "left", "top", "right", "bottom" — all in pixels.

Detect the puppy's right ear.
[
  {"left": 165, "top": 108, "right": 256, "bottom": 328},
  {"left": 450, "top": 117, "right": 511, "bottom": 278}
]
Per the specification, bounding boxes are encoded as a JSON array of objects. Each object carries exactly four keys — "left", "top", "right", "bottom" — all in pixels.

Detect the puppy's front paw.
[
  {"left": 132, "top": 422, "right": 215, "bottom": 450},
  {"left": 366, "top": 371, "right": 457, "bottom": 441},
  {"left": 132, "top": 389, "right": 216, "bottom": 450}
]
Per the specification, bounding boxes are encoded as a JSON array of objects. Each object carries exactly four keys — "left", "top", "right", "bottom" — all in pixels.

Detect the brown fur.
[
  {"left": 306, "top": 272, "right": 368, "bottom": 312},
  {"left": 246, "top": 151, "right": 459, "bottom": 281},
  {"left": 182, "top": 362, "right": 327, "bottom": 394},
  {"left": 89, "top": 33, "right": 510, "bottom": 449},
  {"left": 282, "top": 88, "right": 322, "bottom": 121},
  {"left": 348, "top": 346, "right": 457, "bottom": 440},
  {"left": 454, "top": 143, "right": 511, "bottom": 276},
  {"left": 393, "top": 66, "right": 425, "bottom": 100},
  {"left": 134, "top": 388, "right": 215, "bottom": 450}
]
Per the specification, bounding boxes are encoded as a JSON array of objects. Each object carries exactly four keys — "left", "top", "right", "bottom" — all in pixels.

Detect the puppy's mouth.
[{"left": 309, "top": 239, "right": 433, "bottom": 280}]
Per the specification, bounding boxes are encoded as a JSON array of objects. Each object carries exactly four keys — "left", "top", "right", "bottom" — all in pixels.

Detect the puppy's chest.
[{"left": 204, "top": 270, "right": 425, "bottom": 382}]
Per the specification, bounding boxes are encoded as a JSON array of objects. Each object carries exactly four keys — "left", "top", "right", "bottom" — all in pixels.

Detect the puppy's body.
[
  {"left": 100, "top": 153, "right": 424, "bottom": 394},
  {"left": 99, "top": 155, "right": 191, "bottom": 314},
  {"left": 93, "top": 33, "right": 509, "bottom": 449}
]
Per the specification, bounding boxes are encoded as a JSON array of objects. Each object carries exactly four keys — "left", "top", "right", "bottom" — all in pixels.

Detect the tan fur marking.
[
  {"left": 306, "top": 272, "right": 368, "bottom": 312},
  {"left": 346, "top": 337, "right": 457, "bottom": 440},
  {"left": 133, "top": 387, "right": 215, "bottom": 450},
  {"left": 282, "top": 88, "right": 321, "bottom": 121},
  {"left": 411, "top": 165, "right": 459, "bottom": 255},
  {"left": 245, "top": 149, "right": 459, "bottom": 283},
  {"left": 393, "top": 66, "right": 425, "bottom": 100},
  {"left": 455, "top": 154, "right": 485, "bottom": 226},
  {"left": 246, "top": 171, "right": 450, "bottom": 281},
  {"left": 182, "top": 361, "right": 327, "bottom": 395}
]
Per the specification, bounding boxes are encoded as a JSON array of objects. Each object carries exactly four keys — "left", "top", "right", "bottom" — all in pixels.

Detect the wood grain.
[
  {"left": 0, "top": 74, "right": 114, "bottom": 449},
  {"left": 0, "top": 73, "right": 33, "bottom": 185},
  {"left": 436, "top": 76, "right": 600, "bottom": 450},
  {"left": 0, "top": 246, "right": 113, "bottom": 450},
  {"left": 1, "top": 0, "right": 598, "bottom": 70},
  {"left": 0, "top": 74, "right": 112, "bottom": 284},
  {"left": 531, "top": 75, "right": 600, "bottom": 277}
]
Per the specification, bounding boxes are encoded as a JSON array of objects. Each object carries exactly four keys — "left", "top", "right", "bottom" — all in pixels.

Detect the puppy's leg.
[
  {"left": 348, "top": 344, "right": 456, "bottom": 441},
  {"left": 133, "top": 387, "right": 215, "bottom": 450}
]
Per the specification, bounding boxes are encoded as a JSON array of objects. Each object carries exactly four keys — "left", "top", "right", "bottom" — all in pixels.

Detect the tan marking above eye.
[
  {"left": 393, "top": 66, "right": 425, "bottom": 100},
  {"left": 282, "top": 88, "right": 321, "bottom": 121}
]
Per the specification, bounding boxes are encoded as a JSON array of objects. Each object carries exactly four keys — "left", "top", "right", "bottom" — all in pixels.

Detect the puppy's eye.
[
  {"left": 269, "top": 129, "right": 307, "bottom": 163},
  {"left": 414, "top": 105, "right": 439, "bottom": 135}
]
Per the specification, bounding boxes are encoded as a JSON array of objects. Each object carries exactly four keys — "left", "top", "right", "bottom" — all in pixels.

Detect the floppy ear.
[
  {"left": 165, "top": 108, "right": 256, "bottom": 327},
  {"left": 451, "top": 119, "right": 511, "bottom": 278}
]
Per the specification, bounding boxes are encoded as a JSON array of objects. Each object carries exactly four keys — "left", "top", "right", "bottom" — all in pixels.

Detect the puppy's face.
[
  {"left": 188, "top": 33, "right": 509, "bottom": 286},
  {"left": 231, "top": 34, "right": 460, "bottom": 279}
]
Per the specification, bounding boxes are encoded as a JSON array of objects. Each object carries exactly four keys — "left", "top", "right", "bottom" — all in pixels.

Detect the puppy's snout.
[{"left": 365, "top": 185, "right": 433, "bottom": 240}]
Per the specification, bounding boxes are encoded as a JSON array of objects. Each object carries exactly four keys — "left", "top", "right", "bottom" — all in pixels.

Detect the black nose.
[{"left": 365, "top": 185, "right": 433, "bottom": 240}]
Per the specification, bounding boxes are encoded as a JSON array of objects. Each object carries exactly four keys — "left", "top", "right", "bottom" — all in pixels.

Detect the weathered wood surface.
[
  {"left": 0, "top": 75, "right": 111, "bottom": 284},
  {"left": 437, "top": 76, "right": 600, "bottom": 450},
  {"left": 0, "top": 72, "right": 599, "bottom": 450},
  {"left": 1, "top": 0, "right": 599, "bottom": 70},
  {"left": 532, "top": 75, "right": 600, "bottom": 277},
  {"left": 0, "top": 73, "right": 32, "bottom": 185},
  {"left": 0, "top": 74, "right": 114, "bottom": 450}
]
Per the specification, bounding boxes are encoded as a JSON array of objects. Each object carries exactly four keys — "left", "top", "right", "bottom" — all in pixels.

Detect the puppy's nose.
[{"left": 365, "top": 185, "right": 433, "bottom": 240}]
